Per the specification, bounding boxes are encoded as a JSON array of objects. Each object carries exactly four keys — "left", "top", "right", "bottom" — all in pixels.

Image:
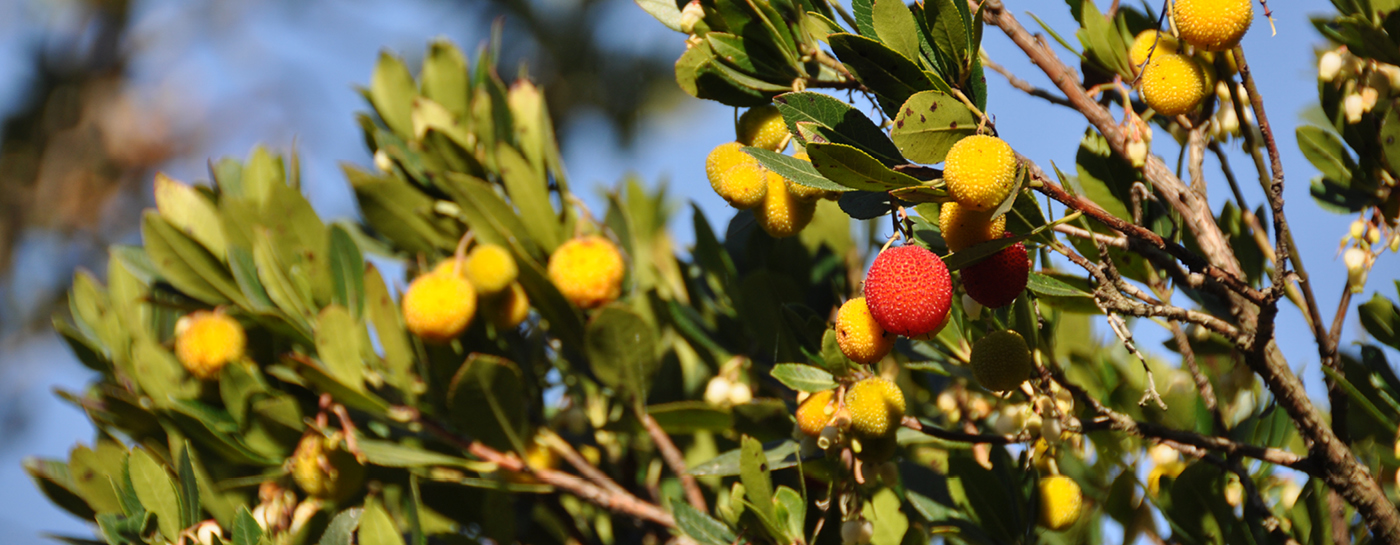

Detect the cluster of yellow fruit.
[
  {"left": 794, "top": 376, "right": 906, "bottom": 464},
  {"left": 705, "top": 106, "right": 835, "bottom": 238},
  {"left": 1134, "top": 0, "right": 1253, "bottom": 118},
  {"left": 939, "top": 134, "right": 1017, "bottom": 252},
  {"left": 402, "top": 243, "right": 532, "bottom": 342}
]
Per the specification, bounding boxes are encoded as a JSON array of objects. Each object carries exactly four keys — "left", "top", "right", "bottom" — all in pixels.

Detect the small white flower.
[
  {"left": 1345, "top": 93, "right": 1365, "bottom": 124},
  {"left": 1319, "top": 50, "right": 1344, "bottom": 81}
]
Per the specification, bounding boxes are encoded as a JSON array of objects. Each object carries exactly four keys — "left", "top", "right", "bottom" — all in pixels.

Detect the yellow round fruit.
[
  {"left": 737, "top": 105, "right": 789, "bottom": 151},
  {"left": 706, "top": 143, "right": 764, "bottom": 208},
  {"left": 845, "top": 377, "right": 906, "bottom": 438},
  {"left": 463, "top": 243, "right": 518, "bottom": 296},
  {"left": 714, "top": 163, "right": 770, "bottom": 209},
  {"left": 1141, "top": 54, "right": 1208, "bottom": 117},
  {"left": 756, "top": 171, "right": 817, "bottom": 238},
  {"left": 1129, "top": 30, "right": 1179, "bottom": 71},
  {"left": 402, "top": 269, "right": 477, "bottom": 342},
  {"left": 490, "top": 281, "right": 531, "bottom": 329},
  {"left": 944, "top": 135, "right": 1018, "bottom": 212},
  {"left": 1037, "top": 475, "right": 1083, "bottom": 531},
  {"left": 836, "top": 297, "right": 894, "bottom": 364},
  {"left": 1173, "top": 0, "right": 1252, "bottom": 52},
  {"left": 785, "top": 152, "right": 830, "bottom": 201},
  {"left": 796, "top": 389, "right": 837, "bottom": 437},
  {"left": 1147, "top": 460, "right": 1188, "bottom": 497},
  {"left": 969, "top": 330, "right": 1034, "bottom": 392},
  {"left": 548, "top": 235, "right": 626, "bottom": 309},
  {"left": 174, "top": 310, "right": 246, "bottom": 380},
  {"left": 291, "top": 434, "right": 365, "bottom": 503},
  {"left": 938, "top": 201, "right": 1006, "bottom": 253}
]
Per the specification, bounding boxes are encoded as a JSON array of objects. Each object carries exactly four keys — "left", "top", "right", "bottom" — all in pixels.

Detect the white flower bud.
[
  {"left": 1224, "top": 479, "right": 1244, "bottom": 508},
  {"left": 679, "top": 1, "right": 705, "bottom": 34},
  {"left": 1041, "top": 417, "right": 1064, "bottom": 445},
  {"left": 1319, "top": 50, "right": 1344, "bottom": 81},
  {"left": 1350, "top": 219, "right": 1367, "bottom": 240},
  {"left": 842, "top": 520, "right": 874, "bottom": 545},
  {"left": 1366, "top": 225, "right": 1381, "bottom": 245},
  {"left": 704, "top": 376, "right": 732, "bottom": 406},
  {"left": 961, "top": 293, "right": 982, "bottom": 320},
  {"left": 194, "top": 521, "right": 224, "bottom": 545},
  {"left": 1345, "top": 93, "right": 1366, "bottom": 123},
  {"left": 373, "top": 150, "right": 393, "bottom": 173},
  {"left": 727, "top": 381, "right": 753, "bottom": 405},
  {"left": 1345, "top": 247, "right": 1370, "bottom": 293},
  {"left": 1361, "top": 87, "right": 1380, "bottom": 112},
  {"left": 1378, "top": 64, "right": 1400, "bottom": 89},
  {"left": 1126, "top": 139, "right": 1149, "bottom": 168},
  {"left": 818, "top": 425, "right": 841, "bottom": 450},
  {"left": 1149, "top": 444, "right": 1180, "bottom": 467}
]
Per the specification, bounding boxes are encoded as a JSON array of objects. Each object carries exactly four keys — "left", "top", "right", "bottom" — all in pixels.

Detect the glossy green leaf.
[
  {"left": 315, "top": 305, "right": 367, "bottom": 391},
  {"left": 420, "top": 40, "right": 470, "bottom": 116},
  {"left": 890, "top": 90, "right": 977, "bottom": 164},
  {"left": 129, "top": 449, "right": 182, "bottom": 541},
  {"left": 1359, "top": 289, "right": 1400, "bottom": 351},
  {"left": 345, "top": 166, "right": 456, "bottom": 256},
  {"left": 24, "top": 458, "right": 94, "bottom": 521},
  {"left": 498, "top": 143, "right": 562, "bottom": 251},
  {"left": 232, "top": 506, "right": 263, "bottom": 545},
  {"left": 772, "top": 92, "right": 904, "bottom": 164},
  {"left": 586, "top": 305, "right": 660, "bottom": 403},
  {"left": 689, "top": 440, "right": 802, "bottom": 476},
  {"left": 176, "top": 444, "right": 199, "bottom": 529},
  {"left": 1026, "top": 272, "right": 1090, "bottom": 298},
  {"left": 862, "top": 488, "right": 909, "bottom": 545},
  {"left": 672, "top": 500, "right": 737, "bottom": 545},
  {"left": 318, "top": 507, "right": 365, "bottom": 545},
  {"left": 770, "top": 363, "right": 837, "bottom": 392},
  {"left": 356, "top": 438, "right": 495, "bottom": 471},
  {"left": 154, "top": 173, "right": 228, "bottom": 260},
  {"left": 738, "top": 436, "right": 781, "bottom": 538},
  {"left": 283, "top": 357, "right": 391, "bottom": 415},
  {"left": 806, "top": 142, "right": 923, "bottom": 191},
  {"left": 328, "top": 226, "right": 366, "bottom": 318},
  {"left": 370, "top": 52, "right": 417, "bottom": 138},
  {"left": 829, "top": 33, "right": 941, "bottom": 116},
  {"left": 142, "top": 212, "right": 245, "bottom": 306},
  {"left": 647, "top": 401, "right": 735, "bottom": 433},
  {"left": 1297, "top": 126, "right": 1355, "bottom": 184},
  {"left": 446, "top": 354, "right": 528, "bottom": 452},
  {"left": 744, "top": 147, "right": 849, "bottom": 192},
  {"left": 852, "top": 0, "right": 876, "bottom": 36},
  {"left": 363, "top": 264, "right": 416, "bottom": 396},
  {"left": 872, "top": 0, "right": 922, "bottom": 64},
  {"left": 359, "top": 501, "right": 406, "bottom": 545},
  {"left": 131, "top": 338, "right": 200, "bottom": 407}
]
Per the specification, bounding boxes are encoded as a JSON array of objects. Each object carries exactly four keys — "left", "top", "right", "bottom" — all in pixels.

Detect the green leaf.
[
  {"left": 252, "top": 228, "right": 317, "bottom": 331},
  {"left": 872, "top": 0, "right": 922, "bottom": 64},
  {"left": 284, "top": 358, "right": 392, "bottom": 415},
  {"left": 925, "top": 0, "right": 969, "bottom": 75},
  {"left": 862, "top": 488, "right": 909, "bottom": 545},
  {"left": 345, "top": 166, "right": 456, "bottom": 256},
  {"left": 420, "top": 40, "right": 470, "bottom": 117},
  {"left": 446, "top": 354, "right": 528, "bottom": 452},
  {"left": 232, "top": 506, "right": 264, "bottom": 545},
  {"left": 1297, "top": 126, "right": 1356, "bottom": 184},
  {"left": 1360, "top": 290, "right": 1400, "bottom": 351},
  {"left": 497, "top": 143, "right": 562, "bottom": 251},
  {"left": 585, "top": 305, "right": 660, "bottom": 404},
  {"left": 176, "top": 444, "right": 199, "bottom": 530},
  {"left": 154, "top": 173, "right": 228, "bottom": 260},
  {"left": 852, "top": 0, "right": 877, "bottom": 37},
  {"left": 806, "top": 142, "right": 924, "bottom": 191},
  {"left": 364, "top": 264, "right": 416, "bottom": 395},
  {"left": 370, "top": 51, "right": 417, "bottom": 138},
  {"left": 129, "top": 449, "right": 182, "bottom": 542},
  {"left": 359, "top": 501, "right": 406, "bottom": 545},
  {"left": 356, "top": 438, "right": 495, "bottom": 471},
  {"left": 142, "top": 211, "right": 245, "bottom": 307},
  {"left": 738, "top": 436, "right": 782, "bottom": 538},
  {"left": 672, "top": 500, "right": 737, "bottom": 545},
  {"left": 1323, "top": 365, "right": 1398, "bottom": 429},
  {"left": 689, "top": 440, "right": 802, "bottom": 476},
  {"left": 1380, "top": 99, "right": 1400, "bottom": 174},
  {"left": 828, "top": 33, "right": 942, "bottom": 116},
  {"left": 647, "top": 401, "right": 735, "bottom": 434},
  {"left": 675, "top": 40, "right": 773, "bottom": 107},
  {"left": 744, "top": 147, "right": 850, "bottom": 193},
  {"left": 67, "top": 444, "right": 123, "bottom": 515},
  {"left": 1026, "top": 272, "right": 1090, "bottom": 298},
  {"left": 774, "top": 486, "right": 805, "bottom": 543},
  {"left": 315, "top": 305, "right": 367, "bottom": 391},
  {"left": 328, "top": 226, "right": 366, "bottom": 318},
  {"left": 637, "top": 0, "right": 685, "bottom": 30},
  {"left": 131, "top": 337, "right": 201, "bottom": 407},
  {"left": 772, "top": 92, "right": 904, "bottom": 164},
  {"left": 24, "top": 458, "right": 94, "bottom": 521},
  {"left": 770, "top": 363, "right": 836, "bottom": 392},
  {"left": 890, "top": 90, "right": 978, "bottom": 164},
  {"left": 318, "top": 507, "right": 365, "bottom": 545}
]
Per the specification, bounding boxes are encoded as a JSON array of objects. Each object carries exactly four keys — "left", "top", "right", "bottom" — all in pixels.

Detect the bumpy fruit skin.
[
  {"left": 796, "top": 389, "right": 837, "bottom": 437},
  {"left": 836, "top": 297, "right": 894, "bottom": 364},
  {"left": 944, "top": 135, "right": 1018, "bottom": 212},
  {"left": 490, "top": 282, "right": 531, "bottom": 329},
  {"left": 1038, "top": 476, "right": 1083, "bottom": 531},
  {"left": 939, "top": 201, "right": 1006, "bottom": 253},
  {"left": 756, "top": 171, "right": 817, "bottom": 238},
  {"left": 970, "top": 330, "right": 1034, "bottom": 392},
  {"left": 961, "top": 235, "right": 1029, "bottom": 308},
  {"left": 1141, "top": 54, "right": 1208, "bottom": 117},
  {"left": 402, "top": 269, "right": 477, "bottom": 342},
  {"left": 1129, "top": 30, "right": 1179, "bottom": 70},
  {"left": 549, "top": 235, "right": 626, "bottom": 309},
  {"left": 737, "top": 105, "right": 789, "bottom": 151},
  {"left": 174, "top": 310, "right": 246, "bottom": 380},
  {"left": 845, "top": 377, "right": 906, "bottom": 438},
  {"left": 463, "top": 243, "right": 518, "bottom": 296},
  {"left": 1173, "top": 0, "right": 1252, "bottom": 52},
  {"left": 863, "top": 245, "right": 953, "bottom": 337},
  {"left": 706, "top": 143, "right": 765, "bottom": 208},
  {"left": 291, "top": 434, "right": 365, "bottom": 503},
  {"left": 785, "top": 151, "right": 830, "bottom": 201}
]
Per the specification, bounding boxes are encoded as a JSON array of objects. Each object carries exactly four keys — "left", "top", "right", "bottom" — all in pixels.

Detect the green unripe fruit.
[
  {"left": 291, "top": 434, "right": 365, "bottom": 503},
  {"left": 852, "top": 433, "right": 898, "bottom": 464},
  {"left": 969, "top": 330, "right": 1034, "bottom": 392}
]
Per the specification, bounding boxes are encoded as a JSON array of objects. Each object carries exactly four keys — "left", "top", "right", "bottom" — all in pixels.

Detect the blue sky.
[{"left": 0, "top": 0, "right": 1394, "bottom": 543}]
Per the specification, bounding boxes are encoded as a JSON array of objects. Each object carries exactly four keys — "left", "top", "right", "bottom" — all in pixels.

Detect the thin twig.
[
  {"left": 641, "top": 413, "right": 708, "bottom": 512},
  {"left": 901, "top": 416, "right": 1031, "bottom": 444},
  {"left": 1053, "top": 223, "right": 1129, "bottom": 248},
  {"left": 983, "top": 57, "right": 1075, "bottom": 108}
]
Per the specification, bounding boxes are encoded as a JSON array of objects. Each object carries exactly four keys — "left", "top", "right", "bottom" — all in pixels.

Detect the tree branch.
[
  {"left": 901, "top": 416, "right": 1030, "bottom": 444},
  {"left": 640, "top": 413, "right": 708, "bottom": 512}
]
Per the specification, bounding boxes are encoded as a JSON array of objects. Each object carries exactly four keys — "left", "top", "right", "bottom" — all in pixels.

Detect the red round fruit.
[
  {"left": 961, "top": 235, "right": 1029, "bottom": 309},
  {"left": 863, "top": 245, "right": 953, "bottom": 337}
]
